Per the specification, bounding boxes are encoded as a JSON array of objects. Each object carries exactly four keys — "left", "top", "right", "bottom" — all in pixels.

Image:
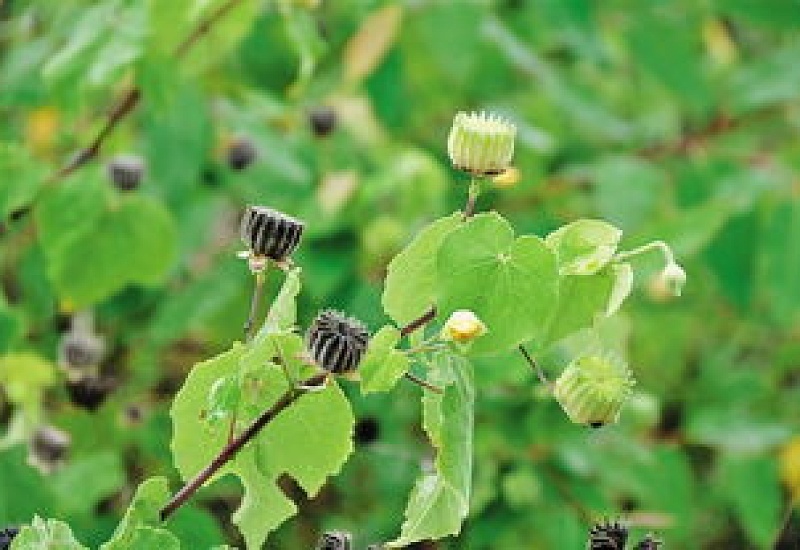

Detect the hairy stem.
[{"left": 160, "top": 371, "right": 328, "bottom": 521}]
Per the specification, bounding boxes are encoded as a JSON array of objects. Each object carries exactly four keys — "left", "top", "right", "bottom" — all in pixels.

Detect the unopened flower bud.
[
  {"left": 554, "top": 355, "right": 635, "bottom": 428},
  {"left": 447, "top": 111, "right": 516, "bottom": 176},
  {"left": 441, "top": 310, "right": 487, "bottom": 343},
  {"left": 660, "top": 261, "right": 686, "bottom": 297}
]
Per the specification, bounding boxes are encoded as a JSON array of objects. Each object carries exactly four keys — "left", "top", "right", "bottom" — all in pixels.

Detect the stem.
[
  {"left": 174, "top": 0, "right": 243, "bottom": 58},
  {"left": 518, "top": 345, "right": 551, "bottom": 389},
  {"left": 399, "top": 307, "right": 437, "bottom": 337},
  {"left": 463, "top": 177, "right": 481, "bottom": 220},
  {"left": 613, "top": 240, "right": 675, "bottom": 266},
  {"left": 160, "top": 372, "right": 328, "bottom": 521},
  {"left": 403, "top": 372, "right": 443, "bottom": 394},
  {"left": 243, "top": 268, "right": 267, "bottom": 341}
]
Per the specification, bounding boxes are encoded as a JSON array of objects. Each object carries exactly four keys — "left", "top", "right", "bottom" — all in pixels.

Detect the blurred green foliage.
[{"left": 1, "top": 0, "right": 800, "bottom": 548}]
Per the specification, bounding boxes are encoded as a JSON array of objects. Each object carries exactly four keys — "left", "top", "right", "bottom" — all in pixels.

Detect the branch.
[
  {"left": 50, "top": 0, "right": 244, "bottom": 182},
  {"left": 399, "top": 307, "right": 437, "bottom": 337},
  {"left": 159, "top": 371, "right": 327, "bottom": 521}
]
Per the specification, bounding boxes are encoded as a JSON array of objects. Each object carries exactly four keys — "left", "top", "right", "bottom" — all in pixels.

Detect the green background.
[{"left": 2, "top": 0, "right": 800, "bottom": 548}]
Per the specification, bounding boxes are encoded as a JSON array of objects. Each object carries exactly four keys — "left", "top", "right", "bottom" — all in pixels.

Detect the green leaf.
[
  {"left": 544, "top": 270, "right": 614, "bottom": 344},
  {"left": 359, "top": 325, "right": 409, "bottom": 394},
  {"left": 37, "top": 177, "right": 177, "bottom": 307},
  {"left": 0, "top": 143, "right": 45, "bottom": 219},
  {"left": 181, "top": 0, "right": 261, "bottom": 73},
  {"left": 52, "top": 452, "right": 125, "bottom": 515},
  {"left": 436, "top": 212, "right": 558, "bottom": 355},
  {"left": 206, "top": 375, "right": 241, "bottom": 424},
  {"left": 0, "top": 447, "right": 55, "bottom": 523},
  {"left": 717, "top": 455, "right": 782, "bottom": 547},
  {"left": 261, "top": 267, "right": 302, "bottom": 334},
  {"left": 171, "top": 335, "right": 355, "bottom": 547},
  {"left": 545, "top": 219, "right": 622, "bottom": 276},
  {"left": 11, "top": 517, "right": 87, "bottom": 550},
  {"left": 606, "top": 262, "right": 633, "bottom": 316},
  {"left": 389, "top": 351, "right": 474, "bottom": 547},
  {"left": 0, "top": 353, "right": 55, "bottom": 425},
  {"left": 101, "top": 477, "right": 180, "bottom": 550},
  {"left": 383, "top": 213, "right": 461, "bottom": 325}
]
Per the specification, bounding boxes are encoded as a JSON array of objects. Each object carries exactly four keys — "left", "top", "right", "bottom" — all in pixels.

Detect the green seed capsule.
[
  {"left": 447, "top": 111, "right": 516, "bottom": 176},
  {"left": 554, "top": 355, "right": 635, "bottom": 428}
]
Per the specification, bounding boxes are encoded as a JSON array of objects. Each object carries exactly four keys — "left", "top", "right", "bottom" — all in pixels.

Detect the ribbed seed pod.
[
  {"left": 30, "top": 425, "right": 70, "bottom": 466},
  {"left": 587, "top": 520, "right": 628, "bottom": 550},
  {"left": 317, "top": 531, "right": 352, "bottom": 550},
  {"left": 0, "top": 526, "right": 19, "bottom": 550},
  {"left": 227, "top": 137, "right": 258, "bottom": 171},
  {"left": 107, "top": 155, "right": 145, "bottom": 191},
  {"left": 554, "top": 355, "right": 635, "bottom": 428},
  {"left": 635, "top": 534, "right": 663, "bottom": 549},
  {"left": 240, "top": 206, "right": 305, "bottom": 261},
  {"left": 306, "top": 310, "right": 369, "bottom": 374},
  {"left": 447, "top": 111, "right": 516, "bottom": 176}
]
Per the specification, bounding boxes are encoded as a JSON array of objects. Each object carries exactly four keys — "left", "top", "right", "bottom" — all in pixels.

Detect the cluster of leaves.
[{"left": 2, "top": 0, "right": 800, "bottom": 549}]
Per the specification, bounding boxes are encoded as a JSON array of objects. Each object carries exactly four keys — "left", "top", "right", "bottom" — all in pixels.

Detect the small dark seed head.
[
  {"left": 306, "top": 310, "right": 369, "bottom": 374},
  {"left": 635, "top": 534, "right": 663, "bottom": 549},
  {"left": 588, "top": 520, "right": 628, "bottom": 550},
  {"left": 309, "top": 107, "right": 337, "bottom": 137},
  {"left": 31, "top": 425, "right": 70, "bottom": 464},
  {"left": 66, "top": 376, "right": 113, "bottom": 412},
  {"left": 107, "top": 155, "right": 145, "bottom": 191},
  {"left": 317, "top": 531, "right": 352, "bottom": 550},
  {"left": 227, "top": 137, "right": 258, "bottom": 171},
  {"left": 0, "top": 526, "right": 19, "bottom": 550},
  {"left": 240, "top": 206, "right": 305, "bottom": 261}
]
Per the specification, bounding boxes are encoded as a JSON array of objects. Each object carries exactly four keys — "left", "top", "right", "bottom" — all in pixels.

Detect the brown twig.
[
  {"left": 160, "top": 372, "right": 328, "bottom": 521},
  {"left": 403, "top": 371, "right": 442, "bottom": 394},
  {"left": 400, "top": 307, "right": 437, "bottom": 337}
]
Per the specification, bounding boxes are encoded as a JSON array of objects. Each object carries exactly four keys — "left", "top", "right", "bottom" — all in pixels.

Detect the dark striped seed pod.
[
  {"left": 107, "top": 155, "right": 145, "bottom": 191},
  {"left": 635, "top": 534, "right": 663, "bottom": 549},
  {"left": 0, "top": 526, "right": 19, "bottom": 550},
  {"left": 227, "top": 137, "right": 258, "bottom": 171},
  {"left": 240, "top": 206, "right": 305, "bottom": 262},
  {"left": 30, "top": 425, "right": 70, "bottom": 465},
  {"left": 317, "top": 531, "right": 352, "bottom": 550},
  {"left": 588, "top": 520, "right": 628, "bottom": 550},
  {"left": 306, "top": 310, "right": 369, "bottom": 374}
]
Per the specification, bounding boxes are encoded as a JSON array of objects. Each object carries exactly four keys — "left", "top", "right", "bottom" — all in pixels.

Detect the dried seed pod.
[
  {"left": 240, "top": 206, "right": 305, "bottom": 261},
  {"left": 66, "top": 375, "right": 113, "bottom": 412},
  {"left": 447, "top": 111, "right": 516, "bottom": 176},
  {"left": 107, "top": 154, "right": 145, "bottom": 191},
  {"left": 554, "top": 355, "right": 635, "bottom": 428},
  {"left": 317, "top": 531, "right": 352, "bottom": 550},
  {"left": 30, "top": 425, "right": 70, "bottom": 470},
  {"left": 306, "top": 310, "right": 369, "bottom": 374},
  {"left": 587, "top": 520, "right": 628, "bottom": 549},
  {"left": 0, "top": 526, "right": 19, "bottom": 550},
  {"left": 309, "top": 107, "right": 337, "bottom": 137},
  {"left": 227, "top": 137, "right": 258, "bottom": 171},
  {"left": 635, "top": 534, "right": 663, "bottom": 549},
  {"left": 58, "top": 331, "right": 105, "bottom": 372}
]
